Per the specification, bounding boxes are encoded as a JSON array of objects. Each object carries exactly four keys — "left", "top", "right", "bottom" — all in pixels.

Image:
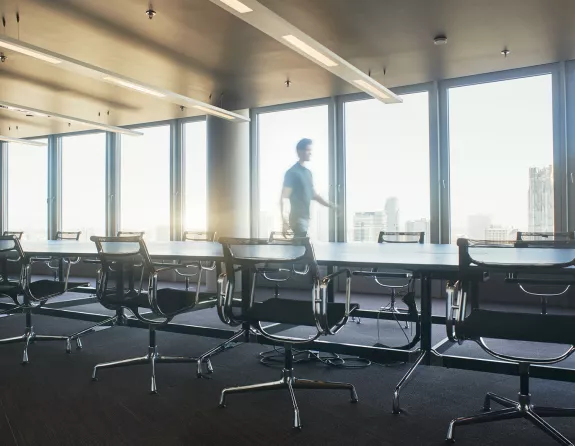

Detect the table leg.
[
  {"left": 58, "top": 258, "right": 64, "bottom": 282},
  {"left": 327, "top": 265, "right": 334, "bottom": 303},
  {"left": 420, "top": 273, "right": 432, "bottom": 365}
]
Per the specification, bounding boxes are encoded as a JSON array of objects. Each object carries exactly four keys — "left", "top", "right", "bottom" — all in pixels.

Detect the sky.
[{"left": 4, "top": 73, "right": 554, "bottom": 243}]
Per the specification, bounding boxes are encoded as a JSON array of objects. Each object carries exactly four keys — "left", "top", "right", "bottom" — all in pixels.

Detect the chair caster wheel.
[
  {"left": 21, "top": 362, "right": 28, "bottom": 366},
  {"left": 446, "top": 439, "right": 455, "bottom": 444},
  {"left": 92, "top": 377, "right": 98, "bottom": 382},
  {"left": 218, "top": 404, "right": 226, "bottom": 408}
]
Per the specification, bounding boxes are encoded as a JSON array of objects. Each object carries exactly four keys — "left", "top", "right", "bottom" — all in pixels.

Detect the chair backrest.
[
  {"left": 56, "top": 231, "right": 81, "bottom": 241},
  {"left": 454, "top": 238, "right": 575, "bottom": 346},
  {"left": 3, "top": 231, "right": 23, "bottom": 240},
  {"left": 219, "top": 237, "right": 318, "bottom": 280},
  {"left": 378, "top": 231, "right": 424, "bottom": 244},
  {"left": 90, "top": 236, "right": 152, "bottom": 272},
  {"left": 0, "top": 235, "right": 24, "bottom": 258},
  {"left": 117, "top": 231, "right": 145, "bottom": 238},
  {"left": 182, "top": 231, "right": 217, "bottom": 242}
]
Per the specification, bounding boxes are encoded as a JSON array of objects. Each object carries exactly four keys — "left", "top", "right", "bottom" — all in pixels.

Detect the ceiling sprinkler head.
[
  {"left": 433, "top": 35, "right": 447, "bottom": 45},
  {"left": 501, "top": 48, "right": 510, "bottom": 58},
  {"left": 0, "top": 53, "right": 6, "bottom": 62}
]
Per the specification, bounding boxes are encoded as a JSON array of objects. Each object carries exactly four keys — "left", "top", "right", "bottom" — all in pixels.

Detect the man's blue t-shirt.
[{"left": 283, "top": 162, "right": 314, "bottom": 220}]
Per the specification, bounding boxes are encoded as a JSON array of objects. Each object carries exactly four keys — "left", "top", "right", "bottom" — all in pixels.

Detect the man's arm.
[
  {"left": 280, "top": 187, "right": 292, "bottom": 232},
  {"left": 313, "top": 189, "right": 336, "bottom": 209}
]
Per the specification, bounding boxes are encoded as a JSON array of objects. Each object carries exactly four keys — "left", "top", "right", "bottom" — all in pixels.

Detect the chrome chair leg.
[
  {"left": 393, "top": 349, "right": 426, "bottom": 414},
  {"left": 293, "top": 378, "right": 358, "bottom": 402},
  {"left": 150, "top": 351, "right": 157, "bottom": 394},
  {"left": 483, "top": 392, "right": 518, "bottom": 411},
  {"left": 65, "top": 315, "right": 118, "bottom": 353},
  {"left": 287, "top": 379, "right": 301, "bottom": 429},
  {"left": 219, "top": 379, "right": 285, "bottom": 407},
  {"left": 446, "top": 407, "right": 523, "bottom": 442},
  {"left": 196, "top": 328, "right": 247, "bottom": 378},
  {"left": 92, "top": 355, "right": 149, "bottom": 380},
  {"left": 0, "top": 334, "right": 26, "bottom": 344},
  {"left": 526, "top": 411, "right": 574, "bottom": 446}
]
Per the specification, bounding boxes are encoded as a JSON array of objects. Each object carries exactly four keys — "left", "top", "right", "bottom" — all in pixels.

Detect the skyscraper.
[
  {"left": 528, "top": 165, "right": 553, "bottom": 233},
  {"left": 485, "top": 226, "right": 518, "bottom": 242},
  {"left": 406, "top": 218, "right": 430, "bottom": 241},
  {"left": 353, "top": 211, "right": 386, "bottom": 242},
  {"left": 385, "top": 197, "right": 400, "bottom": 233},
  {"left": 467, "top": 214, "right": 492, "bottom": 239}
]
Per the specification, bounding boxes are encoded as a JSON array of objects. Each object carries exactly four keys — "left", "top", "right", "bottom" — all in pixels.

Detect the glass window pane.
[
  {"left": 449, "top": 74, "right": 554, "bottom": 242},
  {"left": 257, "top": 105, "right": 330, "bottom": 241},
  {"left": 120, "top": 125, "right": 170, "bottom": 241},
  {"left": 7, "top": 139, "right": 48, "bottom": 240},
  {"left": 61, "top": 133, "right": 106, "bottom": 241},
  {"left": 184, "top": 120, "right": 207, "bottom": 232},
  {"left": 345, "top": 92, "right": 430, "bottom": 242}
]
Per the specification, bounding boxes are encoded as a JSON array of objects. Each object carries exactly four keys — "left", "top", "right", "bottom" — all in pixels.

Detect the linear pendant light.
[
  {"left": 209, "top": 0, "right": 401, "bottom": 104},
  {"left": 0, "top": 135, "right": 47, "bottom": 146},
  {"left": 0, "top": 35, "right": 249, "bottom": 122},
  {"left": 0, "top": 101, "right": 143, "bottom": 136}
]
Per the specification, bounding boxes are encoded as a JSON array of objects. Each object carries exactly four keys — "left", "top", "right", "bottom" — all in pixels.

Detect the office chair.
[
  {"left": 90, "top": 235, "right": 217, "bottom": 393},
  {"left": 352, "top": 231, "right": 424, "bottom": 329},
  {"left": 445, "top": 238, "right": 575, "bottom": 445},
  {"left": 216, "top": 237, "right": 359, "bottom": 429},
  {"left": 0, "top": 235, "right": 89, "bottom": 363},
  {"left": 175, "top": 231, "right": 217, "bottom": 291},
  {"left": 37, "top": 231, "right": 82, "bottom": 280},
  {"left": 515, "top": 231, "right": 575, "bottom": 315}
]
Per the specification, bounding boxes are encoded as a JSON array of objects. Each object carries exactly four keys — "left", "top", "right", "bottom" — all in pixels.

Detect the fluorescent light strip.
[
  {"left": 0, "top": 100, "right": 143, "bottom": 136},
  {"left": 353, "top": 79, "right": 390, "bottom": 100},
  {"left": 0, "top": 40, "right": 62, "bottom": 64},
  {"left": 194, "top": 105, "right": 235, "bottom": 120},
  {"left": 103, "top": 77, "right": 166, "bottom": 98},
  {"left": 220, "top": 0, "right": 253, "bottom": 13},
  {"left": 0, "top": 135, "right": 47, "bottom": 146},
  {"left": 282, "top": 35, "right": 338, "bottom": 67},
  {"left": 0, "top": 35, "right": 248, "bottom": 122}
]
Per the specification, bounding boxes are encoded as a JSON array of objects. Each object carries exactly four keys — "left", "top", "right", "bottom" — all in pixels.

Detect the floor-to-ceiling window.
[
  {"left": 6, "top": 139, "right": 48, "bottom": 240},
  {"left": 61, "top": 132, "right": 106, "bottom": 240},
  {"left": 183, "top": 120, "right": 207, "bottom": 232},
  {"left": 256, "top": 104, "right": 330, "bottom": 241},
  {"left": 344, "top": 91, "right": 430, "bottom": 242},
  {"left": 447, "top": 74, "right": 554, "bottom": 242},
  {"left": 120, "top": 125, "right": 170, "bottom": 240}
]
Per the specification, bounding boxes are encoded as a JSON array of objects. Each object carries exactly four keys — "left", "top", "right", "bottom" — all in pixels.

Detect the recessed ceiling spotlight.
[{"left": 433, "top": 35, "right": 447, "bottom": 45}]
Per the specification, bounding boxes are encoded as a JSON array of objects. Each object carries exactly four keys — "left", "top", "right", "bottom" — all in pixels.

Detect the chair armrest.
[{"left": 322, "top": 268, "right": 351, "bottom": 284}]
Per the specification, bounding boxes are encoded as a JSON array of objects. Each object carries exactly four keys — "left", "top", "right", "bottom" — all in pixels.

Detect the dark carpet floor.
[{"left": 0, "top": 302, "right": 574, "bottom": 445}]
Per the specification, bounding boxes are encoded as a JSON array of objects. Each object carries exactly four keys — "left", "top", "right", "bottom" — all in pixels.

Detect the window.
[
  {"left": 61, "top": 133, "right": 106, "bottom": 241},
  {"left": 183, "top": 120, "right": 207, "bottom": 232},
  {"left": 6, "top": 139, "right": 48, "bottom": 240},
  {"left": 257, "top": 105, "right": 330, "bottom": 241},
  {"left": 120, "top": 125, "right": 170, "bottom": 240},
  {"left": 345, "top": 92, "right": 430, "bottom": 242},
  {"left": 448, "top": 74, "right": 554, "bottom": 242}
]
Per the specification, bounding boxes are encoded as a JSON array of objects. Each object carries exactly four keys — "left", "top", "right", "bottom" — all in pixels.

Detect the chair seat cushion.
[
  {"left": 245, "top": 297, "right": 359, "bottom": 327},
  {"left": 28, "top": 280, "right": 90, "bottom": 298},
  {"left": 463, "top": 309, "right": 575, "bottom": 345},
  {"left": 0, "top": 282, "right": 19, "bottom": 299},
  {"left": 103, "top": 288, "right": 216, "bottom": 316}
]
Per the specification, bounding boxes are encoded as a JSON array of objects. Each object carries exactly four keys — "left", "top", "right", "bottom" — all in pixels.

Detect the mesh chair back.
[
  {"left": 517, "top": 231, "right": 575, "bottom": 242},
  {"left": 219, "top": 237, "right": 318, "bottom": 278},
  {"left": 56, "top": 231, "right": 81, "bottom": 241},
  {"left": 90, "top": 236, "right": 152, "bottom": 270},
  {"left": 3, "top": 231, "right": 23, "bottom": 240},
  {"left": 183, "top": 231, "right": 216, "bottom": 242},
  {"left": 268, "top": 231, "right": 294, "bottom": 242},
  {"left": 0, "top": 236, "right": 24, "bottom": 257},
  {"left": 378, "top": 231, "right": 424, "bottom": 244}
]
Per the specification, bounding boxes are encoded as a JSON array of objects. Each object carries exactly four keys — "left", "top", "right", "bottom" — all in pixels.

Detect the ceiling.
[{"left": 0, "top": 0, "right": 573, "bottom": 137}]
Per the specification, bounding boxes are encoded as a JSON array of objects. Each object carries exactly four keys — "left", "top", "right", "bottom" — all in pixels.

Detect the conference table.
[{"left": 3, "top": 239, "right": 575, "bottom": 413}]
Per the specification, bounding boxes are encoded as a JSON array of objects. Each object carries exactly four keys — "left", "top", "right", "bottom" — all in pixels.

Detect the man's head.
[{"left": 296, "top": 138, "right": 313, "bottom": 162}]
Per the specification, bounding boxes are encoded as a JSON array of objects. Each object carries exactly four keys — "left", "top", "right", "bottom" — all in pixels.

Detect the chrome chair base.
[
  {"left": 0, "top": 325, "right": 69, "bottom": 364},
  {"left": 91, "top": 327, "right": 210, "bottom": 393},
  {"left": 219, "top": 365, "right": 358, "bottom": 429},
  {"left": 447, "top": 392, "right": 575, "bottom": 445}
]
